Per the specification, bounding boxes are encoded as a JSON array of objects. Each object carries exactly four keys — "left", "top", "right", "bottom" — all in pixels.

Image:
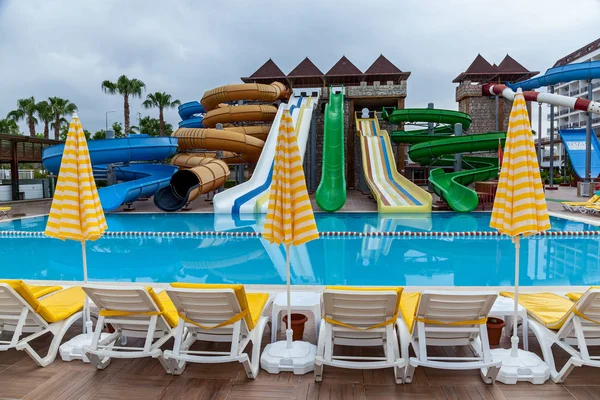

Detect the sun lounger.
[
  {"left": 0, "top": 207, "right": 10, "bottom": 219},
  {"left": 397, "top": 291, "right": 500, "bottom": 384},
  {"left": 0, "top": 280, "right": 84, "bottom": 366},
  {"left": 562, "top": 194, "right": 600, "bottom": 212},
  {"left": 501, "top": 289, "right": 600, "bottom": 383},
  {"left": 82, "top": 285, "right": 177, "bottom": 371},
  {"left": 315, "top": 286, "right": 406, "bottom": 384},
  {"left": 163, "top": 283, "right": 272, "bottom": 379}
]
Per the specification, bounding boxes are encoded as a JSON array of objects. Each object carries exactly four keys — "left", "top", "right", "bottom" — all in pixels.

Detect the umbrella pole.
[
  {"left": 511, "top": 236, "right": 521, "bottom": 357},
  {"left": 285, "top": 243, "right": 293, "bottom": 349},
  {"left": 81, "top": 240, "right": 91, "bottom": 335}
]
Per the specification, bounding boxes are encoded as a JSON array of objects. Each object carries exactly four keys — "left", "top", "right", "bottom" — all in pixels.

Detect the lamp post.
[{"left": 105, "top": 110, "right": 116, "bottom": 132}]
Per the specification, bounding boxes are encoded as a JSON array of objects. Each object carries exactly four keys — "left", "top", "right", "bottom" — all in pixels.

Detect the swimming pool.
[{"left": 1, "top": 212, "right": 599, "bottom": 286}]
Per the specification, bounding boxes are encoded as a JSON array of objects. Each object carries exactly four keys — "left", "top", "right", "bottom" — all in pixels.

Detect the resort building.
[{"left": 549, "top": 38, "right": 600, "bottom": 135}]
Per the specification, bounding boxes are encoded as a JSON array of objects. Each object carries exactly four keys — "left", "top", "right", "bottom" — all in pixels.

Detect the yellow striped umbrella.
[
  {"left": 45, "top": 113, "right": 106, "bottom": 333},
  {"left": 490, "top": 89, "right": 551, "bottom": 362},
  {"left": 263, "top": 108, "right": 318, "bottom": 347}
]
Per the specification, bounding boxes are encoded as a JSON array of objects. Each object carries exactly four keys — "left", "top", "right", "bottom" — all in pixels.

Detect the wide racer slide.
[
  {"left": 560, "top": 128, "right": 600, "bottom": 178},
  {"left": 316, "top": 88, "right": 346, "bottom": 212},
  {"left": 43, "top": 135, "right": 178, "bottom": 211},
  {"left": 356, "top": 112, "right": 432, "bottom": 213}
]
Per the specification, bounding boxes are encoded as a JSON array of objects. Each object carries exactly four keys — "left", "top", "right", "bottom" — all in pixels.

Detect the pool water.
[{"left": 1, "top": 212, "right": 599, "bottom": 286}]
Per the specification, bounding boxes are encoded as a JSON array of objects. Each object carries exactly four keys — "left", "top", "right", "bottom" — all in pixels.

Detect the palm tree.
[
  {"left": 101, "top": 75, "right": 146, "bottom": 135},
  {"left": 48, "top": 97, "right": 77, "bottom": 141},
  {"left": 36, "top": 101, "right": 53, "bottom": 139},
  {"left": 142, "top": 92, "right": 181, "bottom": 136},
  {"left": 0, "top": 118, "right": 20, "bottom": 135},
  {"left": 7, "top": 97, "right": 38, "bottom": 136}
]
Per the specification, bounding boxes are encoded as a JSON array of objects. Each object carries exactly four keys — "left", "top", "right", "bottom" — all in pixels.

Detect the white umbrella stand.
[
  {"left": 489, "top": 236, "right": 550, "bottom": 384},
  {"left": 260, "top": 244, "right": 317, "bottom": 375}
]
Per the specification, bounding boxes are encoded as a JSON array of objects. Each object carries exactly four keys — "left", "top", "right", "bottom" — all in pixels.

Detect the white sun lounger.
[
  {"left": 162, "top": 283, "right": 272, "bottom": 379},
  {"left": 82, "top": 285, "right": 177, "bottom": 371},
  {"left": 314, "top": 287, "right": 406, "bottom": 384},
  {"left": 0, "top": 281, "right": 84, "bottom": 367},
  {"left": 397, "top": 291, "right": 501, "bottom": 384},
  {"left": 502, "top": 288, "right": 600, "bottom": 383}
]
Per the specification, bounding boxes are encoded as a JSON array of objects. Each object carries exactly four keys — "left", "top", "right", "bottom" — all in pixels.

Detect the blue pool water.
[{"left": 1, "top": 212, "right": 599, "bottom": 286}]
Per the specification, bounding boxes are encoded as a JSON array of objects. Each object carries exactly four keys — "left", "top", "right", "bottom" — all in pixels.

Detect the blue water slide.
[
  {"left": 508, "top": 61, "right": 600, "bottom": 91},
  {"left": 559, "top": 128, "right": 600, "bottom": 178},
  {"left": 178, "top": 101, "right": 204, "bottom": 128},
  {"left": 42, "top": 135, "right": 178, "bottom": 211}
]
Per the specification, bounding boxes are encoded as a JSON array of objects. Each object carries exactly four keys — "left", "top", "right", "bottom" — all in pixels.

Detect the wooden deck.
[{"left": 1, "top": 318, "right": 599, "bottom": 400}]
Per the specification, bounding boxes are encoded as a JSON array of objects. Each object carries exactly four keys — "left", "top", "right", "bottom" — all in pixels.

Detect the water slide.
[
  {"left": 316, "top": 88, "right": 346, "bottom": 212},
  {"left": 356, "top": 112, "right": 432, "bottom": 213},
  {"left": 213, "top": 88, "right": 320, "bottom": 220},
  {"left": 154, "top": 82, "right": 290, "bottom": 211},
  {"left": 385, "top": 108, "right": 506, "bottom": 212},
  {"left": 484, "top": 60, "right": 600, "bottom": 114},
  {"left": 560, "top": 128, "right": 600, "bottom": 178},
  {"left": 42, "top": 135, "right": 178, "bottom": 211}
]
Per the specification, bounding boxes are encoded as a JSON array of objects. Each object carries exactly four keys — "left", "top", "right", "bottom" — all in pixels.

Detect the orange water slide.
[{"left": 154, "top": 81, "right": 289, "bottom": 211}]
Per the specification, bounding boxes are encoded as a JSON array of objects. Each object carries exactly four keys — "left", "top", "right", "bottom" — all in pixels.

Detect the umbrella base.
[
  {"left": 260, "top": 339, "right": 317, "bottom": 375},
  {"left": 60, "top": 332, "right": 110, "bottom": 363},
  {"left": 490, "top": 348, "right": 550, "bottom": 384}
]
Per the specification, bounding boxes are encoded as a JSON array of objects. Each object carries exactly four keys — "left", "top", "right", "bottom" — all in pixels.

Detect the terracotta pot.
[
  {"left": 486, "top": 317, "right": 506, "bottom": 345},
  {"left": 282, "top": 313, "right": 308, "bottom": 341}
]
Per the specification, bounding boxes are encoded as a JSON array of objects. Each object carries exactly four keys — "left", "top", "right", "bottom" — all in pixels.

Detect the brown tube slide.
[
  {"left": 155, "top": 81, "right": 289, "bottom": 211},
  {"left": 172, "top": 128, "right": 264, "bottom": 163},
  {"left": 201, "top": 82, "right": 289, "bottom": 111}
]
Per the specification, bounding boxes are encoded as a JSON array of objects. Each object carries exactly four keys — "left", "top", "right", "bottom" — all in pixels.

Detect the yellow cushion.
[
  {"left": 246, "top": 293, "right": 269, "bottom": 328},
  {"left": 151, "top": 290, "right": 178, "bottom": 328},
  {"left": 325, "top": 286, "right": 404, "bottom": 313},
  {"left": 566, "top": 292, "right": 582, "bottom": 302},
  {"left": 399, "top": 292, "right": 421, "bottom": 334},
  {"left": 500, "top": 292, "right": 574, "bottom": 330},
  {"left": 37, "top": 287, "right": 85, "bottom": 323},
  {"left": 28, "top": 285, "right": 63, "bottom": 299},
  {"left": 170, "top": 283, "right": 263, "bottom": 330},
  {"left": 0, "top": 207, "right": 10, "bottom": 211},
  {"left": 0, "top": 280, "right": 42, "bottom": 310}
]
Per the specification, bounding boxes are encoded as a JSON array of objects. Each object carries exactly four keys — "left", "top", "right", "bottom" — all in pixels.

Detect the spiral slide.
[
  {"left": 154, "top": 82, "right": 290, "bottom": 211},
  {"left": 386, "top": 108, "right": 505, "bottom": 212},
  {"left": 42, "top": 136, "right": 178, "bottom": 211},
  {"left": 316, "top": 88, "right": 346, "bottom": 212},
  {"left": 213, "top": 88, "right": 320, "bottom": 221},
  {"left": 356, "top": 113, "right": 432, "bottom": 213}
]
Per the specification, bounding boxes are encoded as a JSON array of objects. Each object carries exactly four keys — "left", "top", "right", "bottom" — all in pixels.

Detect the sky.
[{"left": 1, "top": 0, "right": 599, "bottom": 136}]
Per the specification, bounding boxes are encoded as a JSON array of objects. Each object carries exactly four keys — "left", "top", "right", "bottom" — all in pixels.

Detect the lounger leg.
[
  {"left": 167, "top": 322, "right": 189, "bottom": 375},
  {"left": 17, "top": 313, "right": 81, "bottom": 367},
  {"left": 396, "top": 319, "right": 413, "bottom": 384},
  {"left": 314, "top": 321, "right": 326, "bottom": 382},
  {"left": 390, "top": 327, "right": 404, "bottom": 384},
  {"left": 529, "top": 320, "right": 561, "bottom": 382}
]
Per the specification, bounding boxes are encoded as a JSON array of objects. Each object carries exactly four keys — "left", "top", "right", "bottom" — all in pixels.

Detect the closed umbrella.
[
  {"left": 489, "top": 89, "right": 551, "bottom": 383},
  {"left": 45, "top": 113, "right": 107, "bottom": 360},
  {"left": 260, "top": 108, "right": 319, "bottom": 374}
]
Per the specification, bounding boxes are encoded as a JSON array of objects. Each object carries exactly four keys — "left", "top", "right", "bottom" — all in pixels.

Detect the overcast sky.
[{"left": 1, "top": 0, "right": 599, "bottom": 136}]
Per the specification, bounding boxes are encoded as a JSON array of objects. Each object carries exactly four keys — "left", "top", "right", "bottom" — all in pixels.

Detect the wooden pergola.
[{"left": 0, "top": 134, "right": 60, "bottom": 200}]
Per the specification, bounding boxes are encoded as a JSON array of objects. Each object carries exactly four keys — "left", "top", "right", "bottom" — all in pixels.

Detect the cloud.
[{"left": 0, "top": 0, "right": 599, "bottom": 135}]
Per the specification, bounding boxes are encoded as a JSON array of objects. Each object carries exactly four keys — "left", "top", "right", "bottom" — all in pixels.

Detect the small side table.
[
  {"left": 271, "top": 292, "right": 321, "bottom": 343},
  {"left": 490, "top": 296, "right": 529, "bottom": 351}
]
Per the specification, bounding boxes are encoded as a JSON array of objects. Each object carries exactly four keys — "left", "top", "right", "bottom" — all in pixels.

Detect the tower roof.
[
  {"left": 364, "top": 54, "right": 402, "bottom": 74},
  {"left": 326, "top": 56, "right": 362, "bottom": 76},
  {"left": 453, "top": 54, "right": 538, "bottom": 83},
  {"left": 288, "top": 57, "right": 323, "bottom": 77},
  {"left": 498, "top": 55, "right": 529, "bottom": 72},
  {"left": 241, "top": 59, "right": 287, "bottom": 84}
]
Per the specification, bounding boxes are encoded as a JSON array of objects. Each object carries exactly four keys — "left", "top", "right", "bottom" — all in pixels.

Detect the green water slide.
[
  {"left": 316, "top": 89, "right": 346, "bottom": 212},
  {"left": 383, "top": 108, "right": 506, "bottom": 212}
]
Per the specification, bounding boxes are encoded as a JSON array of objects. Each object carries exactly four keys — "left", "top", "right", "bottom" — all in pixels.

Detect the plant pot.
[
  {"left": 486, "top": 317, "right": 506, "bottom": 345},
  {"left": 282, "top": 313, "right": 308, "bottom": 341}
]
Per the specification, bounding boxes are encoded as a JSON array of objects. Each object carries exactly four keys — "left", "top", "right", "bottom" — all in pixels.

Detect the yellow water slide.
[{"left": 154, "top": 82, "right": 290, "bottom": 211}]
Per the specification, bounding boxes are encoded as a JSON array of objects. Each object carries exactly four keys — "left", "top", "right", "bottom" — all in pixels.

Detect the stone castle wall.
[{"left": 456, "top": 82, "right": 512, "bottom": 134}]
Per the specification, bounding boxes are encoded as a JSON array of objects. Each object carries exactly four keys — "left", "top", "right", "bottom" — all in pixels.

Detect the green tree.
[
  {"left": 142, "top": 92, "right": 180, "bottom": 136},
  {"left": 129, "top": 125, "right": 140, "bottom": 134},
  {"left": 58, "top": 123, "right": 69, "bottom": 141},
  {"left": 139, "top": 116, "right": 173, "bottom": 137},
  {"left": 0, "top": 118, "right": 21, "bottom": 135},
  {"left": 48, "top": 97, "right": 77, "bottom": 141},
  {"left": 101, "top": 75, "right": 146, "bottom": 135},
  {"left": 92, "top": 129, "right": 106, "bottom": 140},
  {"left": 111, "top": 121, "right": 126, "bottom": 138},
  {"left": 7, "top": 96, "right": 38, "bottom": 136},
  {"left": 36, "top": 100, "right": 53, "bottom": 139}
]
